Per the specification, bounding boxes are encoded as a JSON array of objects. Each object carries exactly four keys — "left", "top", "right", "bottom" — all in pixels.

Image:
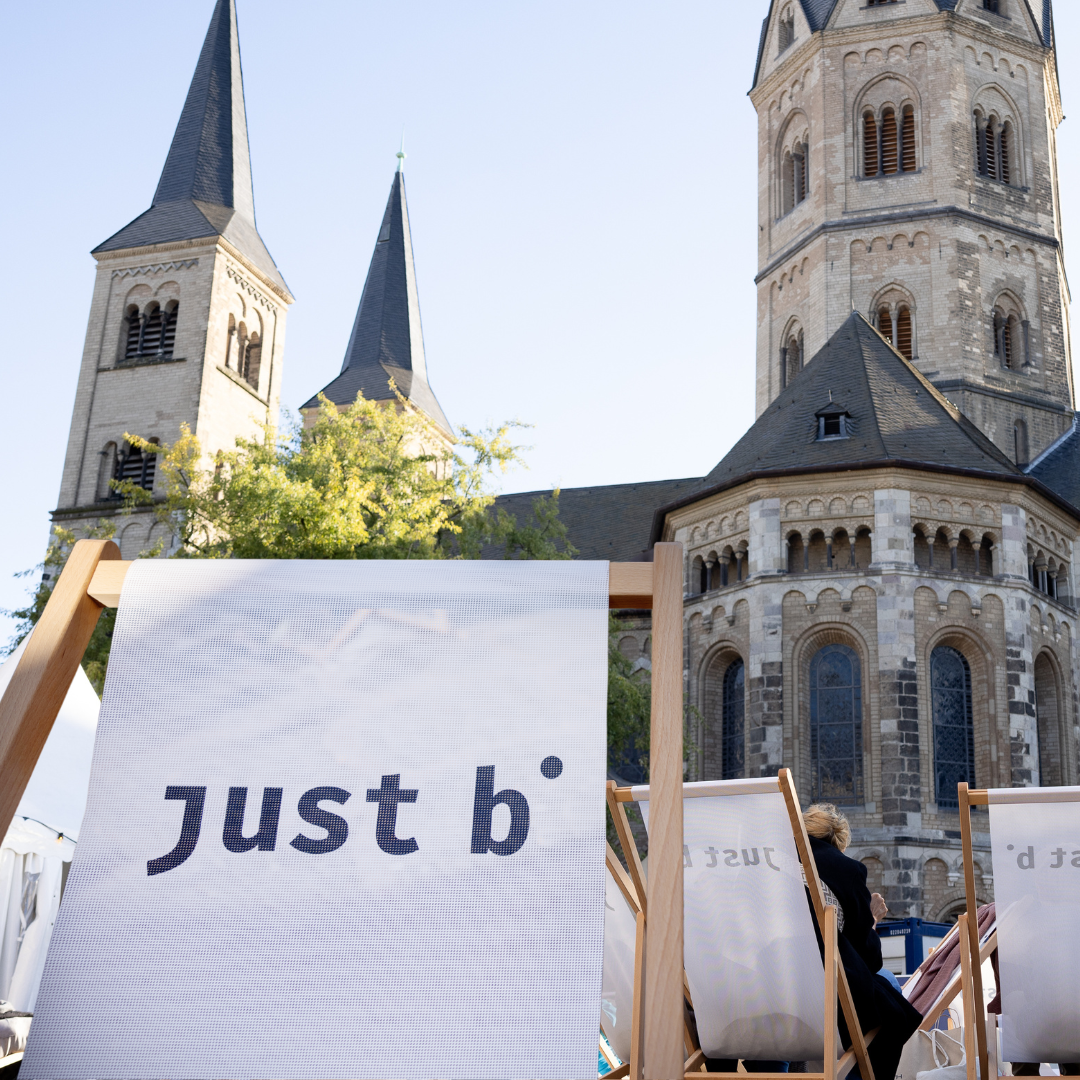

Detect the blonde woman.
[{"left": 803, "top": 804, "right": 921, "bottom": 1080}]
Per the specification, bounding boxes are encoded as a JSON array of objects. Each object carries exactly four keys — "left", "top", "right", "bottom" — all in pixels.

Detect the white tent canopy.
[{"left": 0, "top": 636, "right": 99, "bottom": 1012}]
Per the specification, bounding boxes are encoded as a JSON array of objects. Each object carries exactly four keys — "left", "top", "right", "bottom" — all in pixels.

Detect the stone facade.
[
  {"left": 630, "top": 467, "right": 1080, "bottom": 920},
  {"left": 53, "top": 239, "right": 290, "bottom": 559},
  {"left": 752, "top": 0, "right": 1073, "bottom": 466}
]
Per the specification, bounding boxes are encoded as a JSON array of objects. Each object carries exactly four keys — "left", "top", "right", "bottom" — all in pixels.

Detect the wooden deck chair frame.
[
  {"left": 958, "top": 781, "right": 1080, "bottom": 1080},
  {"left": 607, "top": 769, "right": 878, "bottom": 1080},
  {"left": 0, "top": 540, "right": 689, "bottom": 1080}
]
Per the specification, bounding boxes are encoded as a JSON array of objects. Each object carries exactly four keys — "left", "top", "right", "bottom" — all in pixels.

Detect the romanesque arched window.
[
  {"left": 780, "top": 325, "right": 803, "bottom": 389},
  {"left": 810, "top": 643, "right": 863, "bottom": 805},
  {"left": 782, "top": 144, "right": 808, "bottom": 214},
  {"left": 141, "top": 304, "right": 163, "bottom": 355},
  {"left": 241, "top": 331, "right": 261, "bottom": 390},
  {"left": 124, "top": 305, "right": 142, "bottom": 359},
  {"left": 863, "top": 103, "right": 917, "bottom": 178},
  {"left": 722, "top": 659, "right": 745, "bottom": 780},
  {"left": 975, "top": 109, "right": 1017, "bottom": 185},
  {"left": 161, "top": 302, "right": 178, "bottom": 357},
  {"left": 778, "top": 5, "right": 795, "bottom": 52},
  {"left": 1014, "top": 418, "right": 1029, "bottom": 465},
  {"left": 931, "top": 645, "right": 975, "bottom": 808},
  {"left": 874, "top": 292, "right": 916, "bottom": 360},
  {"left": 1034, "top": 652, "right": 1063, "bottom": 786}
]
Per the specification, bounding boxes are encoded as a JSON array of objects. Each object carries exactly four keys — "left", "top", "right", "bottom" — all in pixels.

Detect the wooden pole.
[
  {"left": 644, "top": 541, "right": 684, "bottom": 1080},
  {"left": 957, "top": 913, "right": 980, "bottom": 1080},
  {"left": 823, "top": 904, "right": 838, "bottom": 1080},
  {"left": 0, "top": 539, "right": 119, "bottom": 839},
  {"left": 957, "top": 783, "right": 989, "bottom": 1080}
]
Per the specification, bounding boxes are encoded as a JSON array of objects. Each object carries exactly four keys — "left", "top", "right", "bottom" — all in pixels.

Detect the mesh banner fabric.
[
  {"left": 989, "top": 792, "right": 1080, "bottom": 1063},
  {"left": 600, "top": 867, "right": 638, "bottom": 1063},
  {"left": 22, "top": 559, "right": 609, "bottom": 1080},
  {"left": 638, "top": 780, "right": 830, "bottom": 1060}
]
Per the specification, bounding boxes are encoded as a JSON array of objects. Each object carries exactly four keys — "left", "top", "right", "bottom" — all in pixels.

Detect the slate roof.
[
  {"left": 487, "top": 478, "right": 704, "bottom": 561},
  {"left": 1027, "top": 415, "right": 1080, "bottom": 511},
  {"left": 93, "top": 0, "right": 288, "bottom": 295},
  {"left": 751, "top": 0, "right": 1054, "bottom": 89},
  {"left": 301, "top": 170, "right": 452, "bottom": 437},
  {"left": 700, "top": 312, "right": 1021, "bottom": 488}
]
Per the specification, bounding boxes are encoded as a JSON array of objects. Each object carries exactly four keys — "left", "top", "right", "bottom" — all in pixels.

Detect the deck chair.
[
  {"left": 958, "top": 782, "right": 1080, "bottom": 1080},
  {"left": 0, "top": 540, "right": 690, "bottom": 1080},
  {"left": 601, "top": 844, "right": 645, "bottom": 1079},
  {"left": 608, "top": 769, "right": 876, "bottom": 1080}
]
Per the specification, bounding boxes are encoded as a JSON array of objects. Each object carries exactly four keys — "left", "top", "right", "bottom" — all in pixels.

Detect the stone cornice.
[
  {"left": 651, "top": 462, "right": 1080, "bottom": 547},
  {"left": 755, "top": 204, "right": 1059, "bottom": 284}
]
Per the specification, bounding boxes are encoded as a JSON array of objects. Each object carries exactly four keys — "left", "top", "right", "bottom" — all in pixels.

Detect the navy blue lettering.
[
  {"left": 147, "top": 786, "right": 207, "bottom": 876},
  {"left": 223, "top": 786, "right": 282, "bottom": 853},
  {"left": 290, "top": 786, "right": 351, "bottom": 854},
  {"left": 366, "top": 774, "right": 419, "bottom": 855},
  {"left": 470, "top": 766, "right": 529, "bottom": 855}
]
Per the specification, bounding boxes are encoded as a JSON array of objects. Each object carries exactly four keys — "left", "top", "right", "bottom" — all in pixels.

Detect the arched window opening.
[
  {"left": 124, "top": 306, "right": 142, "bottom": 359},
  {"left": 914, "top": 528, "right": 931, "bottom": 569},
  {"left": 878, "top": 307, "right": 894, "bottom": 346},
  {"left": 807, "top": 531, "right": 828, "bottom": 572},
  {"left": 794, "top": 143, "right": 807, "bottom": 205},
  {"left": 978, "top": 537, "right": 994, "bottom": 576},
  {"left": 863, "top": 112, "right": 879, "bottom": 177},
  {"left": 114, "top": 439, "right": 157, "bottom": 495},
  {"left": 225, "top": 314, "right": 237, "bottom": 370},
  {"left": 983, "top": 0, "right": 1001, "bottom": 13},
  {"left": 810, "top": 643, "right": 863, "bottom": 805},
  {"left": 97, "top": 442, "right": 118, "bottom": 501},
  {"left": 931, "top": 645, "right": 975, "bottom": 808},
  {"left": 722, "top": 659, "right": 746, "bottom": 780},
  {"left": 161, "top": 303, "right": 178, "bottom": 357},
  {"left": 896, "top": 307, "right": 913, "bottom": 359},
  {"left": 787, "top": 533, "right": 805, "bottom": 573},
  {"left": 692, "top": 555, "right": 706, "bottom": 595},
  {"left": 1014, "top": 418, "right": 1029, "bottom": 466},
  {"left": 985, "top": 117, "right": 998, "bottom": 177},
  {"left": 881, "top": 108, "right": 898, "bottom": 175},
  {"left": 854, "top": 528, "right": 873, "bottom": 569},
  {"left": 1000, "top": 121, "right": 1011, "bottom": 183},
  {"left": 778, "top": 6, "right": 795, "bottom": 52},
  {"left": 1035, "top": 653, "right": 1062, "bottom": 785},
  {"left": 242, "top": 331, "right": 261, "bottom": 390},
  {"left": 956, "top": 535, "right": 978, "bottom": 575},
  {"left": 901, "top": 106, "right": 916, "bottom": 172},
  {"left": 141, "top": 304, "right": 163, "bottom": 355}
]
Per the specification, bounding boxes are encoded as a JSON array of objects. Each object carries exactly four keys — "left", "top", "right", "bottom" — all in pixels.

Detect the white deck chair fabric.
[
  {"left": 635, "top": 778, "right": 833, "bottom": 1060},
  {"left": 987, "top": 788, "right": 1080, "bottom": 1063},
  {"left": 22, "top": 560, "right": 609, "bottom": 1080},
  {"left": 601, "top": 866, "right": 638, "bottom": 1063}
]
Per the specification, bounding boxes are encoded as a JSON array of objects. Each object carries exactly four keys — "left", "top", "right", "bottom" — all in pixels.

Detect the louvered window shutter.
[
  {"left": 896, "top": 308, "right": 912, "bottom": 359},
  {"left": 863, "top": 113, "right": 878, "bottom": 176},
  {"left": 161, "top": 306, "right": 178, "bottom": 357},
  {"left": 999, "top": 125, "right": 1010, "bottom": 184},
  {"left": 985, "top": 120, "right": 997, "bottom": 178},
  {"left": 881, "top": 109, "right": 898, "bottom": 174},
  {"left": 901, "top": 108, "right": 916, "bottom": 172},
  {"left": 125, "top": 311, "right": 142, "bottom": 359}
]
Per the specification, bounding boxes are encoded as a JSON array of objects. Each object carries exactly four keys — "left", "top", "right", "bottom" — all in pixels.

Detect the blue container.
[{"left": 876, "top": 917, "right": 952, "bottom": 975}]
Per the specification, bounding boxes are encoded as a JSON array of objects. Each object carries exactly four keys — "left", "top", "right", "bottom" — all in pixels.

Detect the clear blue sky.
[{"left": 2, "top": 1, "right": 1079, "bottom": 640}]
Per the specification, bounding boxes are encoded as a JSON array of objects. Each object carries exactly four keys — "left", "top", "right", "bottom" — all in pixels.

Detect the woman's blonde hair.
[{"left": 803, "top": 803, "right": 851, "bottom": 851}]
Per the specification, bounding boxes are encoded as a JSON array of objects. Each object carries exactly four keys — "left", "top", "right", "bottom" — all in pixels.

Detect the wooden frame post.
[
  {"left": 644, "top": 542, "right": 685, "bottom": 1080},
  {"left": 957, "top": 912, "right": 980, "bottom": 1080},
  {"left": 957, "top": 782, "right": 989, "bottom": 1080},
  {"left": 0, "top": 539, "right": 119, "bottom": 839}
]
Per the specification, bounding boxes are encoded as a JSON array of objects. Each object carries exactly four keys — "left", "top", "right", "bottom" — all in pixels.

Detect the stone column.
[
  {"left": 871, "top": 489, "right": 914, "bottom": 569},
  {"left": 748, "top": 498, "right": 783, "bottom": 577},
  {"left": 1000, "top": 505, "right": 1039, "bottom": 786}
]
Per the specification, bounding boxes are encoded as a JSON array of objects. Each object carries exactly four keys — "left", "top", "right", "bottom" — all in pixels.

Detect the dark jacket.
[{"left": 808, "top": 836, "right": 922, "bottom": 1043}]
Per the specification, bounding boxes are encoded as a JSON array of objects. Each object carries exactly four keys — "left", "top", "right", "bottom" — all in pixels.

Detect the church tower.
[
  {"left": 750, "top": 0, "right": 1072, "bottom": 467},
  {"left": 53, "top": 0, "right": 292, "bottom": 558}
]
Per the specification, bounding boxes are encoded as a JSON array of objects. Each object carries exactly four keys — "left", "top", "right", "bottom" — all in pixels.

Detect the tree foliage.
[{"left": 117, "top": 389, "right": 572, "bottom": 562}]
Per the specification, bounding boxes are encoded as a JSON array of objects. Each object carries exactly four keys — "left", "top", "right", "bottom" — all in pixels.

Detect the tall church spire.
[
  {"left": 92, "top": 0, "right": 287, "bottom": 293},
  {"left": 302, "top": 167, "right": 452, "bottom": 437}
]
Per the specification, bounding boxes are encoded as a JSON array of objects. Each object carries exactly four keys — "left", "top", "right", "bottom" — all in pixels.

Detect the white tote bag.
[{"left": 900, "top": 1026, "right": 965, "bottom": 1080}]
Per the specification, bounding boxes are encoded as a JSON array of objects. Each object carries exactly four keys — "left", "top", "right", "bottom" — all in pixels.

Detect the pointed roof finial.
[{"left": 397, "top": 129, "right": 406, "bottom": 173}]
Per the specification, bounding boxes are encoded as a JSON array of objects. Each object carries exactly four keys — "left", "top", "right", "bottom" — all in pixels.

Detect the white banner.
[
  {"left": 23, "top": 559, "right": 609, "bottom": 1080},
  {"left": 639, "top": 782, "right": 829, "bottom": 1061},
  {"left": 989, "top": 793, "right": 1080, "bottom": 1063}
]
